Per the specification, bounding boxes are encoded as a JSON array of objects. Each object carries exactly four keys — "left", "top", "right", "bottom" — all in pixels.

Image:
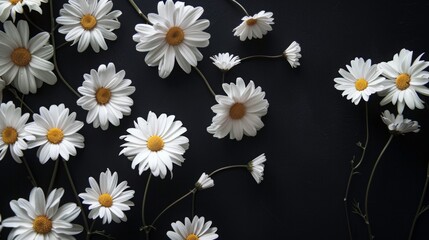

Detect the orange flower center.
[
  {"left": 47, "top": 128, "right": 64, "bottom": 144},
  {"left": 81, "top": 14, "right": 97, "bottom": 30},
  {"left": 229, "top": 103, "right": 246, "bottom": 120},
  {"left": 147, "top": 135, "right": 164, "bottom": 152},
  {"left": 11, "top": 47, "right": 31, "bottom": 67},
  {"left": 33, "top": 215, "right": 52, "bottom": 234},
  {"left": 355, "top": 78, "right": 368, "bottom": 91},
  {"left": 10, "top": 0, "right": 21, "bottom": 5},
  {"left": 98, "top": 193, "right": 113, "bottom": 207},
  {"left": 166, "top": 26, "right": 185, "bottom": 46},
  {"left": 2, "top": 127, "right": 18, "bottom": 144},
  {"left": 186, "top": 234, "right": 199, "bottom": 240},
  {"left": 95, "top": 87, "right": 112, "bottom": 105},
  {"left": 246, "top": 18, "right": 258, "bottom": 26},
  {"left": 396, "top": 73, "right": 411, "bottom": 90}
]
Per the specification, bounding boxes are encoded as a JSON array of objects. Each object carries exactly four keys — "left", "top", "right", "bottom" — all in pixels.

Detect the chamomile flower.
[
  {"left": 2, "top": 187, "right": 83, "bottom": 239},
  {"left": 0, "top": 20, "right": 56, "bottom": 94},
  {"left": 133, "top": 0, "right": 210, "bottom": 79},
  {"left": 378, "top": 48, "right": 429, "bottom": 114},
  {"left": 77, "top": 62, "right": 135, "bottom": 130},
  {"left": 56, "top": 0, "right": 122, "bottom": 53},
  {"left": 79, "top": 168, "right": 135, "bottom": 224},
  {"left": 247, "top": 153, "right": 266, "bottom": 184},
  {"left": 0, "top": 0, "right": 47, "bottom": 22},
  {"left": 283, "top": 41, "right": 302, "bottom": 68},
  {"left": 381, "top": 110, "right": 420, "bottom": 135},
  {"left": 334, "top": 57, "right": 385, "bottom": 105},
  {"left": 233, "top": 11, "right": 274, "bottom": 41},
  {"left": 210, "top": 53, "right": 241, "bottom": 72},
  {"left": 0, "top": 101, "right": 34, "bottom": 163},
  {"left": 119, "top": 111, "right": 189, "bottom": 179},
  {"left": 25, "top": 104, "right": 85, "bottom": 164},
  {"left": 195, "top": 172, "right": 214, "bottom": 190},
  {"left": 207, "top": 77, "right": 269, "bottom": 141},
  {"left": 167, "top": 215, "right": 218, "bottom": 240}
]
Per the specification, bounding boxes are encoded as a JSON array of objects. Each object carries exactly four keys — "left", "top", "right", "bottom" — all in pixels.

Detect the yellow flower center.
[
  {"left": 47, "top": 128, "right": 64, "bottom": 144},
  {"left": 11, "top": 47, "right": 31, "bottom": 67},
  {"left": 33, "top": 215, "right": 52, "bottom": 234},
  {"left": 355, "top": 78, "right": 368, "bottom": 91},
  {"left": 186, "top": 234, "right": 199, "bottom": 240},
  {"left": 166, "top": 26, "right": 185, "bottom": 46},
  {"left": 147, "top": 135, "right": 164, "bottom": 152},
  {"left": 396, "top": 73, "right": 411, "bottom": 90},
  {"left": 10, "top": 0, "right": 21, "bottom": 5},
  {"left": 2, "top": 127, "right": 18, "bottom": 144},
  {"left": 246, "top": 18, "right": 258, "bottom": 26},
  {"left": 80, "top": 14, "right": 97, "bottom": 30},
  {"left": 95, "top": 87, "right": 112, "bottom": 105},
  {"left": 229, "top": 103, "right": 246, "bottom": 120},
  {"left": 98, "top": 193, "right": 113, "bottom": 207}
]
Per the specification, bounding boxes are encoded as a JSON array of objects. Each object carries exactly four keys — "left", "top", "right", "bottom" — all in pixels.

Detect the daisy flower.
[
  {"left": 119, "top": 111, "right": 189, "bottom": 179},
  {"left": 2, "top": 187, "right": 83, "bottom": 239},
  {"left": 167, "top": 215, "right": 218, "bottom": 240},
  {"left": 233, "top": 11, "right": 274, "bottom": 41},
  {"left": 381, "top": 110, "right": 420, "bottom": 135},
  {"left": 210, "top": 53, "right": 241, "bottom": 72},
  {"left": 0, "top": 0, "right": 47, "bottom": 22},
  {"left": 207, "top": 77, "right": 269, "bottom": 141},
  {"left": 133, "top": 0, "right": 210, "bottom": 79},
  {"left": 0, "top": 101, "right": 35, "bottom": 163},
  {"left": 56, "top": 0, "right": 122, "bottom": 53},
  {"left": 77, "top": 62, "right": 135, "bottom": 130},
  {"left": 334, "top": 57, "right": 385, "bottom": 105},
  {"left": 79, "top": 168, "right": 135, "bottom": 224},
  {"left": 25, "top": 104, "right": 85, "bottom": 164},
  {"left": 0, "top": 20, "right": 56, "bottom": 94},
  {"left": 283, "top": 41, "right": 302, "bottom": 68},
  {"left": 195, "top": 172, "right": 214, "bottom": 190},
  {"left": 247, "top": 153, "right": 266, "bottom": 184}
]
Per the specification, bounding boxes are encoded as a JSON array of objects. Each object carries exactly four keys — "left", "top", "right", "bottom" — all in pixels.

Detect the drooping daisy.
[
  {"left": 283, "top": 41, "right": 302, "bottom": 68},
  {"left": 77, "top": 62, "right": 135, "bottom": 130},
  {"left": 247, "top": 153, "right": 266, "bottom": 184},
  {"left": 207, "top": 77, "right": 269, "bottom": 141},
  {"left": 167, "top": 215, "right": 218, "bottom": 240},
  {"left": 0, "top": 20, "right": 56, "bottom": 94},
  {"left": 380, "top": 110, "right": 420, "bottom": 135},
  {"left": 0, "top": 0, "right": 47, "bottom": 22},
  {"left": 119, "top": 111, "right": 189, "bottom": 179},
  {"left": 210, "top": 53, "right": 241, "bottom": 72},
  {"left": 2, "top": 187, "right": 83, "bottom": 239},
  {"left": 334, "top": 57, "right": 385, "bottom": 105},
  {"left": 233, "top": 11, "right": 274, "bottom": 41},
  {"left": 25, "top": 104, "right": 85, "bottom": 164},
  {"left": 56, "top": 0, "right": 122, "bottom": 53},
  {"left": 0, "top": 101, "right": 35, "bottom": 163},
  {"left": 79, "top": 168, "right": 135, "bottom": 224},
  {"left": 378, "top": 48, "right": 429, "bottom": 114},
  {"left": 195, "top": 172, "right": 214, "bottom": 190},
  {"left": 133, "top": 0, "right": 210, "bottom": 79}
]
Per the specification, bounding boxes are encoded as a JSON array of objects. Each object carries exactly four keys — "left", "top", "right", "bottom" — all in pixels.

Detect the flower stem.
[
  {"left": 230, "top": 0, "right": 249, "bottom": 16},
  {"left": 141, "top": 174, "right": 152, "bottom": 239},
  {"left": 48, "top": 159, "right": 59, "bottom": 193},
  {"left": 222, "top": 72, "right": 225, "bottom": 84},
  {"left": 128, "top": 0, "right": 151, "bottom": 23},
  {"left": 7, "top": 88, "right": 34, "bottom": 114},
  {"left": 23, "top": 10, "right": 46, "bottom": 32},
  {"left": 193, "top": 66, "right": 216, "bottom": 97},
  {"left": 22, "top": 157, "right": 38, "bottom": 187},
  {"left": 55, "top": 41, "right": 71, "bottom": 51},
  {"left": 208, "top": 164, "right": 248, "bottom": 177},
  {"left": 239, "top": 54, "right": 283, "bottom": 62},
  {"left": 191, "top": 190, "right": 197, "bottom": 217}
]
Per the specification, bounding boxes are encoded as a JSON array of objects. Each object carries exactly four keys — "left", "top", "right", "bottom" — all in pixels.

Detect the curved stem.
[
  {"left": 55, "top": 41, "right": 71, "bottom": 51},
  {"left": 48, "top": 159, "right": 59, "bottom": 193},
  {"left": 23, "top": 10, "right": 46, "bottom": 32},
  {"left": 208, "top": 165, "right": 248, "bottom": 177},
  {"left": 22, "top": 157, "right": 37, "bottom": 187},
  {"left": 230, "top": 0, "right": 249, "bottom": 15},
  {"left": 141, "top": 174, "right": 152, "bottom": 239},
  {"left": 7, "top": 88, "right": 34, "bottom": 114},
  {"left": 193, "top": 66, "right": 216, "bottom": 97},
  {"left": 239, "top": 54, "right": 283, "bottom": 62},
  {"left": 129, "top": 0, "right": 151, "bottom": 23}
]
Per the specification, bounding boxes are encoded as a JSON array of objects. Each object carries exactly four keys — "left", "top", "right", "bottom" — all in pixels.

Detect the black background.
[{"left": 1, "top": 0, "right": 429, "bottom": 239}]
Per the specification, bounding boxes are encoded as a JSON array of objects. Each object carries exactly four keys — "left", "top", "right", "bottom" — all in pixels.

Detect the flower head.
[
  {"left": 167, "top": 215, "right": 218, "bottom": 240},
  {"left": 207, "top": 77, "right": 269, "bottom": 141},
  {"left": 0, "top": 0, "right": 47, "bottom": 22},
  {"left": 378, "top": 48, "right": 429, "bottom": 113},
  {"left": 334, "top": 57, "right": 385, "bottom": 105},
  {"left": 195, "top": 172, "right": 214, "bottom": 190},
  {"left": 77, "top": 63, "right": 135, "bottom": 130},
  {"left": 133, "top": 0, "right": 210, "bottom": 78},
  {"left": 283, "top": 41, "right": 302, "bottom": 68},
  {"left": 79, "top": 168, "right": 135, "bottom": 224},
  {"left": 0, "top": 20, "right": 56, "bottom": 94},
  {"left": 56, "top": 0, "right": 122, "bottom": 52},
  {"left": 120, "top": 111, "right": 189, "bottom": 179},
  {"left": 2, "top": 187, "right": 83, "bottom": 239},
  {"left": 380, "top": 110, "right": 420, "bottom": 135},
  {"left": 210, "top": 53, "right": 240, "bottom": 71},
  {"left": 233, "top": 11, "right": 274, "bottom": 41},
  {"left": 0, "top": 101, "right": 35, "bottom": 163},
  {"left": 247, "top": 153, "right": 266, "bottom": 184},
  {"left": 25, "top": 104, "right": 85, "bottom": 164}
]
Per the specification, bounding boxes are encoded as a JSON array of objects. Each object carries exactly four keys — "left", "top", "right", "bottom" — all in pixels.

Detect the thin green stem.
[
  {"left": 23, "top": 11, "right": 46, "bottom": 32},
  {"left": 193, "top": 66, "right": 216, "bottom": 97},
  {"left": 230, "top": 0, "right": 249, "bottom": 15},
  {"left": 7, "top": 88, "right": 34, "bottom": 114},
  {"left": 208, "top": 164, "right": 248, "bottom": 177},
  {"left": 48, "top": 159, "right": 59, "bottom": 193},
  {"left": 191, "top": 190, "right": 197, "bottom": 217},
  {"left": 22, "top": 157, "right": 37, "bottom": 187},
  {"left": 239, "top": 54, "right": 283, "bottom": 62},
  {"left": 55, "top": 41, "right": 71, "bottom": 51},
  {"left": 141, "top": 174, "right": 152, "bottom": 239},
  {"left": 129, "top": 0, "right": 151, "bottom": 23},
  {"left": 222, "top": 71, "right": 225, "bottom": 84}
]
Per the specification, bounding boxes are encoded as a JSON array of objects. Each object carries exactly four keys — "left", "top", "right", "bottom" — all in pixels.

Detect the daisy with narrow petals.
[
  {"left": 233, "top": 11, "right": 274, "bottom": 41},
  {"left": 247, "top": 153, "right": 266, "bottom": 184},
  {"left": 2, "top": 187, "right": 83, "bottom": 239},
  {"left": 0, "top": 0, "right": 47, "bottom": 22},
  {"left": 283, "top": 41, "right": 302, "bottom": 68},
  {"left": 56, "top": 0, "right": 122, "bottom": 53},
  {"left": 334, "top": 57, "right": 385, "bottom": 105},
  {"left": 120, "top": 111, "right": 189, "bottom": 179},
  {"left": 79, "top": 168, "right": 135, "bottom": 224},
  {"left": 210, "top": 53, "right": 241, "bottom": 72},
  {"left": 207, "top": 77, "right": 269, "bottom": 141},
  {"left": 195, "top": 172, "right": 214, "bottom": 190},
  {"left": 133, "top": 0, "right": 210, "bottom": 79},
  {"left": 378, "top": 48, "right": 429, "bottom": 114},
  {"left": 0, "top": 101, "right": 35, "bottom": 163},
  {"left": 77, "top": 62, "right": 135, "bottom": 130},
  {"left": 0, "top": 20, "right": 56, "bottom": 94},
  {"left": 167, "top": 215, "right": 218, "bottom": 240},
  {"left": 381, "top": 110, "right": 420, "bottom": 135},
  {"left": 25, "top": 104, "right": 85, "bottom": 164}
]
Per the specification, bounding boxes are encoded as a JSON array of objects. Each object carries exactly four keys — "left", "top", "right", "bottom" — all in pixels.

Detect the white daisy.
[
  {"left": 233, "top": 11, "right": 274, "bottom": 41},
  {"left": 381, "top": 110, "right": 420, "bottom": 135},
  {"left": 210, "top": 52, "right": 240, "bottom": 72},
  {"left": 79, "top": 168, "right": 135, "bottom": 224},
  {"left": 25, "top": 104, "right": 85, "bottom": 164},
  {"left": 167, "top": 215, "right": 218, "bottom": 240},
  {"left": 0, "top": 78, "right": 5, "bottom": 101},
  {"left": 56, "top": 0, "right": 122, "bottom": 53},
  {"left": 119, "top": 111, "right": 189, "bottom": 179},
  {"left": 77, "top": 62, "right": 135, "bottom": 130},
  {"left": 195, "top": 172, "right": 214, "bottom": 190},
  {"left": 334, "top": 57, "right": 385, "bottom": 105},
  {"left": 0, "top": 101, "right": 35, "bottom": 163},
  {"left": 133, "top": 0, "right": 210, "bottom": 79},
  {"left": 247, "top": 153, "right": 266, "bottom": 184},
  {"left": 0, "top": 0, "right": 47, "bottom": 22},
  {"left": 207, "top": 77, "right": 269, "bottom": 141},
  {"left": 283, "top": 41, "right": 302, "bottom": 68},
  {"left": 2, "top": 187, "right": 83, "bottom": 239},
  {"left": 0, "top": 20, "right": 56, "bottom": 94},
  {"left": 378, "top": 48, "right": 429, "bottom": 114}
]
